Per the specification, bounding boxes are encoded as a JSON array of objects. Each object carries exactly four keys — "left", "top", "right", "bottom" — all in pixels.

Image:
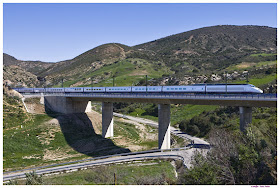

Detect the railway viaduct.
[{"left": 40, "top": 93, "right": 276, "bottom": 149}]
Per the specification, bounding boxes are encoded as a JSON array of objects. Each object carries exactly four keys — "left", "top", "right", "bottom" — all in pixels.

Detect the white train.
[{"left": 13, "top": 84, "right": 263, "bottom": 94}]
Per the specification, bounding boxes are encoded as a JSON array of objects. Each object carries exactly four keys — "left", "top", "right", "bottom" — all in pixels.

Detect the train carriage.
[
  {"left": 132, "top": 86, "right": 162, "bottom": 92},
  {"left": 64, "top": 87, "right": 83, "bottom": 93},
  {"left": 34, "top": 88, "right": 45, "bottom": 93},
  {"left": 105, "top": 87, "right": 131, "bottom": 92},
  {"left": 83, "top": 87, "right": 105, "bottom": 93},
  {"left": 14, "top": 88, "right": 34, "bottom": 93},
  {"left": 203, "top": 84, "right": 263, "bottom": 94},
  {"left": 162, "top": 86, "right": 205, "bottom": 93},
  {"left": 45, "top": 88, "right": 65, "bottom": 93}
]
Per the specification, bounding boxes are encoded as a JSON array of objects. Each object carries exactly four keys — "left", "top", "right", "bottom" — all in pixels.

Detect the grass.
[
  {"left": 4, "top": 107, "right": 163, "bottom": 171},
  {"left": 127, "top": 104, "right": 217, "bottom": 126},
  {"left": 12, "top": 160, "right": 177, "bottom": 185},
  {"left": 114, "top": 121, "right": 141, "bottom": 142},
  {"left": 171, "top": 104, "right": 218, "bottom": 125},
  {"left": 58, "top": 58, "right": 173, "bottom": 87},
  {"left": 226, "top": 61, "right": 277, "bottom": 71},
  {"left": 250, "top": 53, "right": 277, "bottom": 57},
  {"left": 3, "top": 114, "right": 53, "bottom": 170},
  {"left": 256, "top": 61, "right": 277, "bottom": 67},
  {"left": 233, "top": 73, "right": 277, "bottom": 87}
]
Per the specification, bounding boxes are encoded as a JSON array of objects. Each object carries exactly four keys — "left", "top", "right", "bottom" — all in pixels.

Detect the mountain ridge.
[{"left": 3, "top": 25, "right": 277, "bottom": 87}]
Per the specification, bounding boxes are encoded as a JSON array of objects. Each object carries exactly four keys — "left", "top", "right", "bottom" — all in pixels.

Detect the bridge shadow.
[{"left": 46, "top": 111, "right": 130, "bottom": 157}]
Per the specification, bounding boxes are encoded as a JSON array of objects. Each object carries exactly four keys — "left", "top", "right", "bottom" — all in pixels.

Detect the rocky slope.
[{"left": 3, "top": 65, "right": 40, "bottom": 88}]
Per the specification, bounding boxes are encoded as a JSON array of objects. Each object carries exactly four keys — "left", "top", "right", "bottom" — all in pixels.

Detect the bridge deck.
[{"left": 26, "top": 93, "right": 276, "bottom": 107}]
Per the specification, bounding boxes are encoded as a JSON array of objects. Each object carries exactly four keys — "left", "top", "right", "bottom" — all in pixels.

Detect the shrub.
[{"left": 25, "top": 171, "right": 43, "bottom": 185}]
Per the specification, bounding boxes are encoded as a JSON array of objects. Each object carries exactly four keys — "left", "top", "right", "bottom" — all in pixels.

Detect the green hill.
[{"left": 3, "top": 25, "right": 277, "bottom": 87}]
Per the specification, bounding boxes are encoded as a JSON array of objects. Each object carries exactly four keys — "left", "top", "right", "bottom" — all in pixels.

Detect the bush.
[{"left": 25, "top": 171, "right": 43, "bottom": 185}]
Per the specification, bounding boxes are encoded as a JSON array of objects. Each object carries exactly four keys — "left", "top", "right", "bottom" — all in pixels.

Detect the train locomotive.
[{"left": 13, "top": 84, "right": 263, "bottom": 94}]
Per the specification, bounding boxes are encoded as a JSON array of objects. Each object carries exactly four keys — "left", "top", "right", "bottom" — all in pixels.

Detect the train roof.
[{"left": 192, "top": 83, "right": 251, "bottom": 86}]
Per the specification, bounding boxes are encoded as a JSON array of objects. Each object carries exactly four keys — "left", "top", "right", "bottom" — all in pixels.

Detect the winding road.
[
  {"left": 113, "top": 112, "right": 210, "bottom": 145},
  {"left": 3, "top": 112, "right": 210, "bottom": 182}
]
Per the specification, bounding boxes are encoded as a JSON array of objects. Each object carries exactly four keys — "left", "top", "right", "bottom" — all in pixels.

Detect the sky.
[{"left": 3, "top": 3, "right": 277, "bottom": 62}]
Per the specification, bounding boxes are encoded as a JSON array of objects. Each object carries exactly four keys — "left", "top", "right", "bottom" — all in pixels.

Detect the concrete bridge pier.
[
  {"left": 239, "top": 106, "right": 252, "bottom": 132},
  {"left": 102, "top": 102, "right": 114, "bottom": 138},
  {"left": 158, "top": 104, "right": 171, "bottom": 149},
  {"left": 44, "top": 96, "right": 91, "bottom": 114}
]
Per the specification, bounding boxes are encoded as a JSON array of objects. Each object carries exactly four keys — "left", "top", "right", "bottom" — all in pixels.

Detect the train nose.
[{"left": 257, "top": 88, "right": 263, "bottom": 93}]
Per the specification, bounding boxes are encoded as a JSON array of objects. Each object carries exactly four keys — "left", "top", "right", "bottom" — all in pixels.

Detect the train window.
[
  {"left": 171, "top": 88, "right": 174, "bottom": 90},
  {"left": 183, "top": 88, "right": 186, "bottom": 90},
  {"left": 153, "top": 88, "right": 155, "bottom": 90},
  {"left": 167, "top": 88, "right": 169, "bottom": 90},
  {"left": 175, "top": 88, "right": 178, "bottom": 90},
  {"left": 179, "top": 88, "right": 182, "bottom": 90}
]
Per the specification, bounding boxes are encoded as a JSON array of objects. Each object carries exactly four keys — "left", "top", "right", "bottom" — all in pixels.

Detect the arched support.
[
  {"left": 158, "top": 104, "right": 171, "bottom": 149},
  {"left": 102, "top": 102, "right": 114, "bottom": 138}
]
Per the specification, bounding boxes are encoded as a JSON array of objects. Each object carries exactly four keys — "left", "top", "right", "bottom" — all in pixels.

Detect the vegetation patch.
[
  {"left": 7, "top": 160, "right": 177, "bottom": 185},
  {"left": 234, "top": 73, "right": 276, "bottom": 87}
]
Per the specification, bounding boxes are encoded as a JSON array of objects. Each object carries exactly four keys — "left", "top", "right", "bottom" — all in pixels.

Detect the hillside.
[
  {"left": 3, "top": 65, "right": 40, "bottom": 88},
  {"left": 3, "top": 53, "right": 53, "bottom": 75},
  {"left": 37, "top": 43, "right": 137, "bottom": 85},
  {"left": 3, "top": 25, "right": 277, "bottom": 88},
  {"left": 135, "top": 25, "right": 276, "bottom": 55},
  {"left": 134, "top": 25, "right": 276, "bottom": 72}
]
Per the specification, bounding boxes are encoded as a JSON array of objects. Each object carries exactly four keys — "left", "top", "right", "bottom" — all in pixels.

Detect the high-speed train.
[{"left": 13, "top": 84, "right": 263, "bottom": 94}]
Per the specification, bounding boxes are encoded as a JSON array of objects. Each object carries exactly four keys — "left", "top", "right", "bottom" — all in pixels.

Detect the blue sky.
[{"left": 3, "top": 3, "right": 277, "bottom": 62}]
